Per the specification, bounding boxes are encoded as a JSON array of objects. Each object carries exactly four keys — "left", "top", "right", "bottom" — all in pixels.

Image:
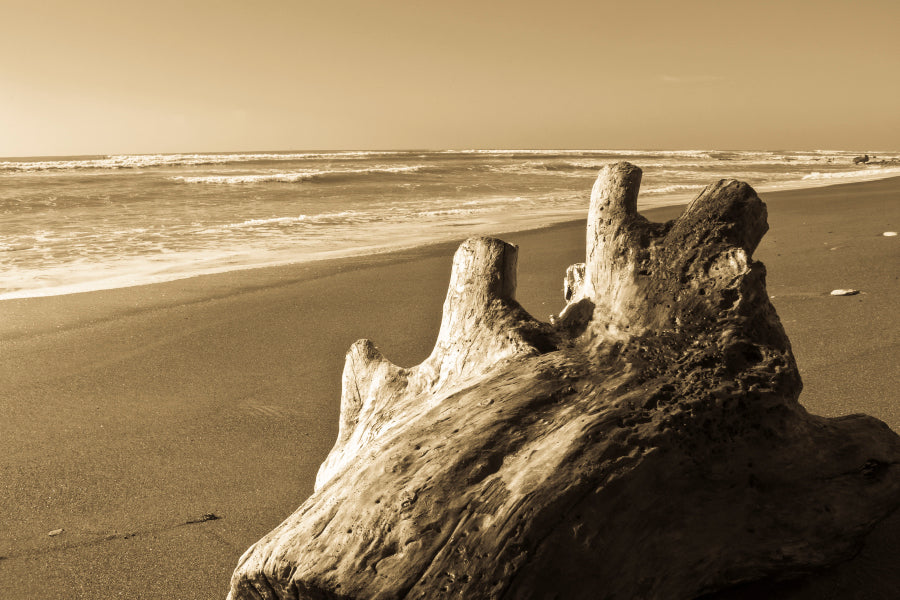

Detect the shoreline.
[
  {"left": 3, "top": 172, "right": 899, "bottom": 304},
  {"left": 4, "top": 175, "right": 897, "bottom": 342},
  {"left": 1, "top": 176, "right": 898, "bottom": 599}
]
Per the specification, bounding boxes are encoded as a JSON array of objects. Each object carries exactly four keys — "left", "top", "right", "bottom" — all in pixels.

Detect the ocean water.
[{"left": 2, "top": 149, "right": 899, "bottom": 300}]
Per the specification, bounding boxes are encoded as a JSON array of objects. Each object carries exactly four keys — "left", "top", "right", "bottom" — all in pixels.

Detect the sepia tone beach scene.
[{"left": 2, "top": 2, "right": 899, "bottom": 599}]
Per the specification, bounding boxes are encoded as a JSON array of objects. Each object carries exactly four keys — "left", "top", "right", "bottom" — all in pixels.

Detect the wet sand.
[{"left": 1, "top": 177, "right": 898, "bottom": 598}]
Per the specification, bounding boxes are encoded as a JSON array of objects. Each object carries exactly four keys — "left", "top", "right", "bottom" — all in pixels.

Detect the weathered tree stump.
[{"left": 227, "top": 163, "right": 900, "bottom": 599}]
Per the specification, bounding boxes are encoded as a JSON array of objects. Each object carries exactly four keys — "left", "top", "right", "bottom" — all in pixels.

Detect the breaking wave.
[
  {"left": 0, "top": 151, "right": 410, "bottom": 172},
  {"left": 446, "top": 149, "right": 717, "bottom": 160},
  {"left": 801, "top": 166, "right": 900, "bottom": 180},
  {"left": 205, "top": 207, "right": 483, "bottom": 231},
  {"left": 172, "top": 165, "right": 431, "bottom": 184},
  {"left": 642, "top": 184, "right": 707, "bottom": 195},
  {"left": 5, "top": 149, "right": 898, "bottom": 175},
  {"left": 6, "top": 147, "right": 900, "bottom": 301},
  {"left": 210, "top": 211, "right": 371, "bottom": 230}
]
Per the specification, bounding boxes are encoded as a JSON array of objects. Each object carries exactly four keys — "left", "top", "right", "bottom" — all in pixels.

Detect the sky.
[{"left": 1, "top": 0, "right": 897, "bottom": 156}]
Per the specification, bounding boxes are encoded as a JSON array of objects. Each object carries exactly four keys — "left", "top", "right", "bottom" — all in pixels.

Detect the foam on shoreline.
[{"left": 0, "top": 159, "right": 900, "bottom": 300}]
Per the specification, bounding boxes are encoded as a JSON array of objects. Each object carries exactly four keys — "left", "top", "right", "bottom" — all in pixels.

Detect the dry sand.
[{"left": 1, "top": 177, "right": 897, "bottom": 599}]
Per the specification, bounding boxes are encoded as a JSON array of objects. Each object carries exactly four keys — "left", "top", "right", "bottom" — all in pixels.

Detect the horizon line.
[{"left": 2, "top": 147, "right": 894, "bottom": 161}]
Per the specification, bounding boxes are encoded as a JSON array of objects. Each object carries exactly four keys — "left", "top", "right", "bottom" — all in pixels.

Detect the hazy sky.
[{"left": 1, "top": 0, "right": 897, "bottom": 156}]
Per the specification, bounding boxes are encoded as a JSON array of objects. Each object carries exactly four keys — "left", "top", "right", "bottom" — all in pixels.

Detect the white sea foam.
[
  {"left": 204, "top": 206, "right": 485, "bottom": 232},
  {"left": 446, "top": 149, "right": 717, "bottom": 159},
  {"left": 4, "top": 149, "right": 896, "bottom": 174},
  {"left": 5, "top": 148, "right": 900, "bottom": 301},
  {"left": 110, "top": 227, "right": 150, "bottom": 236},
  {"left": 213, "top": 211, "right": 365, "bottom": 230},
  {"left": 0, "top": 151, "right": 410, "bottom": 172},
  {"left": 413, "top": 208, "right": 479, "bottom": 218},
  {"left": 172, "top": 165, "right": 429, "bottom": 184},
  {"left": 176, "top": 172, "right": 314, "bottom": 184},
  {"left": 483, "top": 153, "right": 883, "bottom": 177},
  {"left": 801, "top": 166, "right": 900, "bottom": 180},
  {"left": 642, "top": 184, "right": 707, "bottom": 195}
]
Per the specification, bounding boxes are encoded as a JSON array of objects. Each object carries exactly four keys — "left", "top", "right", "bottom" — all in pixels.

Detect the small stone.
[
  {"left": 48, "top": 529, "right": 63, "bottom": 537},
  {"left": 185, "top": 512, "right": 221, "bottom": 525},
  {"left": 884, "top": 231, "right": 897, "bottom": 237},
  {"left": 830, "top": 289, "right": 860, "bottom": 296}
]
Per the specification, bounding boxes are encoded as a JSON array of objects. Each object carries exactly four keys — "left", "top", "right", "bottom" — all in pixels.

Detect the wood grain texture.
[{"left": 227, "top": 163, "right": 900, "bottom": 600}]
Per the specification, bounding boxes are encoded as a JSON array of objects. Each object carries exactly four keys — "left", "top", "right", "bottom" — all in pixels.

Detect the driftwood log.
[{"left": 227, "top": 163, "right": 900, "bottom": 599}]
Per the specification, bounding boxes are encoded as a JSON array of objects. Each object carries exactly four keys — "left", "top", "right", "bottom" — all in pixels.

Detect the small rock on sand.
[
  {"left": 830, "top": 289, "right": 860, "bottom": 296},
  {"left": 884, "top": 231, "right": 897, "bottom": 237},
  {"left": 48, "top": 529, "right": 63, "bottom": 536}
]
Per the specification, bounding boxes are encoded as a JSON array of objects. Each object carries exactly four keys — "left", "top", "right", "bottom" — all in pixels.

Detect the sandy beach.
[{"left": 1, "top": 177, "right": 898, "bottom": 599}]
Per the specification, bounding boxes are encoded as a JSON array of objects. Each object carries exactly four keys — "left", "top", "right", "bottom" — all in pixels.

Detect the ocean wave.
[
  {"left": 483, "top": 153, "right": 880, "bottom": 176},
  {"left": 801, "top": 166, "right": 900, "bottom": 180},
  {"left": 480, "top": 169, "right": 710, "bottom": 193},
  {"left": 445, "top": 149, "right": 717, "bottom": 159},
  {"left": 0, "top": 151, "right": 411, "bottom": 172},
  {"left": 7, "top": 149, "right": 895, "bottom": 174},
  {"left": 204, "top": 206, "right": 486, "bottom": 232},
  {"left": 210, "top": 211, "right": 371, "bottom": 230},
  {"left": 0, "top": 242, "right": 35, "bottom": 252},
  {"left": 527, "top": 160, "right": 608, "bottom": 172},
  {"left": 486, "top": 160, "right": 604, "bottom": 176},
  {"left": 642, "top": 184, "right": 707, "bottom": 195},
  {"left": 412, "top": 208, "right": 479, "bottom": 218},
  {"left": 172, "top": 165, "right": 430, "bottom": 184}
]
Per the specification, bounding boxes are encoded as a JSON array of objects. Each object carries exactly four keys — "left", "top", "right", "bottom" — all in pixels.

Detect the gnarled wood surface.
[{"left": 228, "top": 163, "right": 900, "bottom": 600}]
